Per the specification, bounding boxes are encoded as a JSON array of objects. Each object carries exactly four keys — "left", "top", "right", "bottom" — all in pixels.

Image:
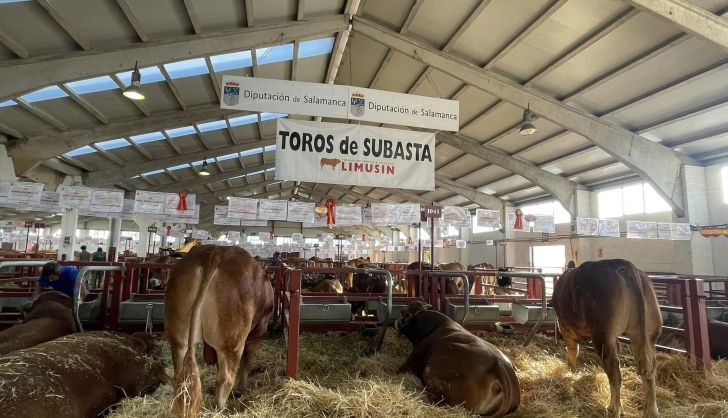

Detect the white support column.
[
  {"left": 134, "top": 213, "right": 155, "bottom": 257},
  {"left": 677, "top": 166, "right": 715, "bottom": 275},
  {"left": 58, "top": 207, "right": 79, "bottom": 261},
  {"left": 108, "top": 217, "right": 122, "bottom": 262},
  {"left": 0, "top": 142, "right": 17, "bottom": 181}
]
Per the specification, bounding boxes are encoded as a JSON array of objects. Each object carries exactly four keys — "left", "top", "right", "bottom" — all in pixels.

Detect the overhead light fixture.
[
  {"left": 199, "top": 160, "right": 211, "bottom": 176},
  {"left": 519, "top": 104, "right": 537, "bottom": 136},
  {"left": 122, "top": 61, "right": 146, "bottom": 101}
]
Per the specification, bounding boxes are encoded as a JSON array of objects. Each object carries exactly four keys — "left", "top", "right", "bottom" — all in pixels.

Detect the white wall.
[{"left": 707, "top": 164, "right": 728, "bottom": 274}]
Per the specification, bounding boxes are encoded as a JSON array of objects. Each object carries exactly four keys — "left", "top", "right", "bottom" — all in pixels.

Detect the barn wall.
[{"left": 707, "top": 164, "right": 728, "bottom": 275}]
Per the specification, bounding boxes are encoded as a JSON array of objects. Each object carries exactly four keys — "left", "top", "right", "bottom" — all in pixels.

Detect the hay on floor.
[{"left": 109, "top": 329, "right": 728, "bottom": 418}]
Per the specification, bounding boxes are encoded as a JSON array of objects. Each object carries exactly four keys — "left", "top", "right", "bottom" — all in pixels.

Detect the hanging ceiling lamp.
[
  {"left": 519, "top": 104, "right": 537, "bottom": 136},
  {"left": 199, "top": 160, "right": 211, "bottom": 176},
  {"left": 122, "top": 61, "right": 146, "bottom": 101}
]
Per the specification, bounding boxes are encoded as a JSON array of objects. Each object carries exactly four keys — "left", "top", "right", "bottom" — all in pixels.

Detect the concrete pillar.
[
  {"left": 677, "top": 166, "right": 715, "bottom": 275},
  {"left": 134, "top": 213, "right": 155, "bottom": 257},
  {"left": 108, "top": 217, "right": 122, "bottom": 262},
  {"left": 0, "top": 143, "right": 17, "bottom": 181},
  {"left": 58, "top": 207, "right": 79, "bottom": 261}
]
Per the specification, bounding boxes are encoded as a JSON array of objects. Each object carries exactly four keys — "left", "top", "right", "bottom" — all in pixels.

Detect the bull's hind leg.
[
  {"left": 628, "top": 333, "right": 659, "bottom": 418},
  {"left": 594, "top": 338, "right": 622, "bottom": 417},
  {"left": 214, "top": 346, "right": 245, "bottom": 410},
  {"left": 562, "top": 330, "right": 580, "bottom": 371},
  {"left": 236, "top": 333, "right": 265, "bottom": 392}
]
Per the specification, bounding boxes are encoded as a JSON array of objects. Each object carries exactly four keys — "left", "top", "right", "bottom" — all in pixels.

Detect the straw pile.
[{"left": 109, "top": 330, "right": 728, "bottom": 418}]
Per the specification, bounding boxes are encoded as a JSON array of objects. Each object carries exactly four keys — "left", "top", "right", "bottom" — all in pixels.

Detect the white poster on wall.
[
  {"left": 627, "top": 221, "right": 659, "bottom": 239},
  {"left": 134, "top": 191, "right": 167, "bottom": 213},
  {"left": 220, "top": 75, "right": 459, "bottom": 131},
  {"left": 576, "top": 217, "right": 599, "bottom": 236},
  {"left": 37, "top": 191, "right": 61, "bottom": 213},
  {"left": 5, "top": 181, "right": 43, "bottom": 204},
  {"left": 371, "top": 203, "right": 397, "bottom": 225},
  {"left": 258, "top": 200, "right": 287, "bottom": 221},
  {"left": 90, "top": 190, "right": 124, "bottom": 213},
  {"left": 598, "top": 219, "right": 620, "bottom": 237},
  {"left": 59, "top": 186, "right": 94, "bottom": 209},
  {"left": 286, "top": 201, "right": 315, "bottom": 224},
  {"left": 227, "top": 197, "right": 258, "bottom": 220},
  {"left": 395, "top": 203, "right": 421, "bottom": 224},
  {"left": 214, "top": 205, "right": 241, "bottom": 226},
  {"left": 672, "top": 223, "right": 692, "bottom": 241},
  {"left": 275, "top": 119, "right": 436, "bottom": 191},
  {"left": 334, "top": 205, "right": 362, "bottom": 226},
  {"left": 192, "top": 229, "right": 209, "bottom": 240},
  {"left": 533, "top": 215, "right": 555, "bottom": 233},
  {"left": 443, "top": 206, "right": 471, "bottom": 228},
  {"left": 657, "top": 222, "right": 673, "bottom": 240},
  {"left": 475, "top": 209, "right": 500, "bottom": 228}
]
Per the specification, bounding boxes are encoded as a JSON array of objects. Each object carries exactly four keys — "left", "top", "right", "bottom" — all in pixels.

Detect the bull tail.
[
  {"left": 175, "top": 252, "right": 223, "bottom": 418},
  {"left": 617, "top": 262, "right": 647, "bottom": 340}
]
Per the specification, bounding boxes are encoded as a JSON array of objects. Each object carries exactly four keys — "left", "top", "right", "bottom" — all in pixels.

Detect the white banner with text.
[
  {"left": 220, "top": 75, "right": 459, "bottom": 131},
  {"left": 275, "top": 119, "right": 435, "bottom": 191}
]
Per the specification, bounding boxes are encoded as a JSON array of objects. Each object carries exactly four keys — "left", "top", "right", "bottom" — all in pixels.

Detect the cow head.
[
  {"left": 128, "top": 332, "right": 162, "bottom": 359},
  {"left": 395, "top": 301, "right": 444, "bottom": 344}
]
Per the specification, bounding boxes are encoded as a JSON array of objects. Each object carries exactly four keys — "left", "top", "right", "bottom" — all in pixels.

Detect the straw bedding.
[{"left": 108, "top": 329, "right": 728, "bottom": 418}]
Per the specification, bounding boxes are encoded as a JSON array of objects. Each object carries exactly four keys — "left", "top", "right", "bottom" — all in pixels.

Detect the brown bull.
[
  {"left": 165, "top": 245, "right": 274, "bottom": 417},
  {"left": 553, "top": 259, "right": 661, "bottom": 418},
  {"left": 396, "top": 301, "right": 520, "bottom": 417},
  {"left": 345, "top": 257, "right": 370, "bottom": 288},
  {"left": 320, "top": 157, "right": 341, "bottom": 169},
  {"left": 0, "top": 290, "right": 77, "bottom": 355},
  {"left": 708, "top": 319, "right": 728, "bottom": 360},
  {"left": 309, "top": 278, "right": 344, "bottom": 293},
  {"left": 0, "top": 331, "right": 166, "bottom": 418}
]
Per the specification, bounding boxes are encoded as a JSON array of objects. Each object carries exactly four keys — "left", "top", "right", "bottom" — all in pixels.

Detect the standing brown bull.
[
  {"left": 396, "top": 301, "right": 520, "bottom": 417},
  {"left": 320, "top": 157, "right": 341, "bottom": 169},
  {"left": 0, "top": 291, "right": 77, "bottom": 355},
  {"left": 553, "top": 259, "right": 661, "bottom": 418},
  {"left": 165, "top": 245, "right": 274, "bottom": 417}
]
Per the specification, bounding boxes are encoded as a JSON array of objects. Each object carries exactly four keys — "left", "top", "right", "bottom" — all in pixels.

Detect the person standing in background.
[
  {"left": 91, "top": 247, "right": 107, "bottom": 288},
  {"left": 78, "top": 245, "right": 92, "bottom": 261}
]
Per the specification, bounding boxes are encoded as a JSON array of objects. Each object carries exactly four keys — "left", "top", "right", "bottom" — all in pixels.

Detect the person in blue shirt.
[
  {"left": 38, "top": 261, "right": 88, "bottom": 300},
  {"left": 271, "top": 251, "right": 281, "bottom": 267}
]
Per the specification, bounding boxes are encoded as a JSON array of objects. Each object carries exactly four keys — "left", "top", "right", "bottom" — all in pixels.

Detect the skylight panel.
[
  {"left": 298, "top": 37, "right": 335, "bottom": 59},
  {"left": 65, "top": 146, "right": 96, "bottom": 157},
  {"left": 260, "top": 112, "right": 287, "bottom": 121},
  {"left": 116, "top": 66, "right": 165, "bottom": 86},
  {"left": 0, "top": 100, "right": 16, "bottom": 107},
  {"left": 66, "top": 76, "right": 118, "bottom": 95},
  {"left": 216, "top": 153, "right": 239, "bottom": 161},
  {"left": 265, "top": 167, "right": 275, "bottom": 172},
  {"left": 210, "top": 50, "right": 253, "bottom": 72},
  {"left": 130, "top": 131, "right": 165, "bottom": 144},
  {"left": 0, "top": 0, "right": 33, "bottom": 4},
  {"left": 256, "top": 44, "right": 294, "bottom": 65},
  {"left": 142, "top": 169, "right": 165, "bottom": 176},
  {"left": 240, "top": 148, "right": 263, "bottom": 157},
  {"left": 165, "top": 126, "right": 196, "bottom": 138},
  {"left": 21, "top": 86, "right": 68, "bottom": 103},
  {"left": 164, "top": 58, "right": 209, "bottom": 79},
  {"left": 96, "top": 138, "right": 130, "bottom": 150},
  {"left": 264, "top": 145, "right": 276, "bottom": 152},
  {"left": 191, "top": 158, "right": 216, "bottom": 166},
  {"left": 167, "top": 163, "right": 189, "bottom": 171},
  {"left": 228, "top": 114, "right": 258, "bottom": 127},
  {"left": 247, "top": 169, "right": 265, "bottom": 176},
  {"left": 196, "top": 119, "right": 227, "bottom": 132}
]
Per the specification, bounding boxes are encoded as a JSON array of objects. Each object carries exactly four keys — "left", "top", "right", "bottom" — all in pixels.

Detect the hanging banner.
[
  {"left": 241, "top": 219, "right": 268, "bottom": 227},
  {"left": 698, "top": 225, "right": 728, "bottom": 238},
  {"left": 533, "top": 215, "right": 555, "bottom": 233},
  {"left": 214, "top": 205, "right": 241, "bottom": 226},
  {"left": 59, "top": 186, "right": 94, "bottom": 209},
  {"left": 598, "top": 219, "right": 620, "bottom": 237},
  {"left": 258, "top": 200, "right": 287, "bottom": 221},
  {"left": 165, "top": 193, "right": 196, "bottom": 215},
  {"left": 395, "top": 203, "right": 421, "bottom": 224},
  {"left": 286, "top": 201, "right": 315, "bottom": 224},
  {"left": 475, "top": 209, "right": 500, "bottom": 229},
  {"left": 0, "top": 181, "right": 43, "bottom": 205},
  {"left": 627, "top": 221, "right": 659, "bottom": 239},
  {"left": 362, "top": 207, "right": 373, "bottom": 226},
  {"left": 90, "top": 190, "right": 124, "bottom": 213},
  {"left": 36, "top": 192, "right": 61, "bottom": 213},
  {"left": 275, "top": 119, "right": 435, "bottom": 191},
  {"left": 576, "top": 217, "right": 599, "bottom": 236},
  {"left": 657, "top": 222, "right": 673, "bottom": 240},
  {"left": 134, "top": 191, "right": 167, "bottom": 214},
  {"left": 443, "top": 206, "right": 471, "bottom": 228},
  {"left": 166, "top": 204, "right": 200, "bottom": 224},
  {"left": 227, "top": 197, "right": 258, "bottom": 220},
  {"left": 220, "top": 75, "right": 459, "bottom": 131},
  {"left": 672, "top": 223, "right": 692, "bottom": 240},
  {"left": 371, "top": 203, "right": 397, "bottom": 225},
  {"left": 334, "top": 205, "right": 362, "bottom": 226},
  {"left": 191, "top": 229, "right": 208, "bottom": 240}
]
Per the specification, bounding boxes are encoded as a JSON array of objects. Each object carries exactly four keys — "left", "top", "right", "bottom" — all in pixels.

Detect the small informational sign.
[
  {"left": 134, "top": 191, "right": 167, "bottom": 214},
  {"left": 191, "top": 229, "right": 208, "bottom": 240},
  {"left": 576, "top": 217, "right": 599, "bottom": 236},
  {"left": 657, "top": 222, "right": 673, "bottom": 240},
  {"left": 371, "top": 203, "right": 397, "bottom": 225},
  {"left": 421, "top": 205, "right": 442, "bottom": 218},
  {"left": 214, "top": 205, "right": 241, "bottom": 226},
  {"left": 227, "top": 197, "right": 258, "bottom": 220},
  {"left": 286, "top": 201, "right": 315, "bottom": 224},
  {"left": 475, "top": 209, "right": 500, "bottom": 228},
  {"left": 91, "top": 190, "right": 125, "bottom": 213},
  {"left": 395, "top": 203, "right": 421, "bottom": 224},
  {"left": 59, "top": 185, "right": 94, "bottom": 209},
  {"left": 456, "top": 240, "right": 467, "bottom": 249},
  {"left": 258, "top": 200, "right": 288, "bottom": 221},
  {"left": 24, "top": 221, "right": 33, "bottom": 228},
  {"left": 532, "top": 215, "right": 555, "bottom": 234},
  {"left": 334, "top": 205, "right": 362, "bottom": 226},
  {"left": 598, "top": 219, "right": 620, "bottom": 237},
  {"left": 443, "top": 206, "right": 471, "bottom": 228},
  {"left": 2, "top": 181, "right": 43, "bottom": 204},
  {"left": 147, "top": 226, "right": 158, "bottom": 233},
  {"left": 672, "top": 223, "right": 691, "bottom": 241}
]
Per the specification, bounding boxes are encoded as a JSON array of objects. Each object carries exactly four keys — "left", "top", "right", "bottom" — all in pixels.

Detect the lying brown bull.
[
  {"left": 309, "top": 278, "right": 344, "bottom": 293},
  {"left": 0, "top": 290, "right": 77, "bottom": 355},
  {"left": 396, "top": 301, "right": 520, "bottom": 417},
  {"left": 0, "top": 331, "right": 166, "bottom": 418},
  {"left": 165, "top": 245, "right": 274, "bottom": 417},
  {"left": 708, "top": 319, "right": 728, "bottom": 360},
  {"left": 553, "top": 259, "right": 661, "bottom": 418}
]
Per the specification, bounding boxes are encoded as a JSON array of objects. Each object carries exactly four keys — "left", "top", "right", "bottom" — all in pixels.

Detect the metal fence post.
[
  {"left": 684, "top": 278, "right": 712, "bottom": 371},
  {"left": 286, "top": 269, "right": 301, "bottom": 379}
]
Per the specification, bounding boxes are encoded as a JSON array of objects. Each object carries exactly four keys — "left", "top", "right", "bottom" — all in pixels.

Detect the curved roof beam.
[
  {"left": 0, "top": 15, "right": 348, "bottom": 103},
  {"left": 148, "top": 163, "right": 275, "bottom": 193},
  {"left": 353, "top": 16, "right": 696, "bottom": 217}
]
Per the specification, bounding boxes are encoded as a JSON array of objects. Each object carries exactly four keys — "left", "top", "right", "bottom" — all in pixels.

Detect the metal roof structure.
[{"left": 1, "top": 0, "right": 727, "bottom": 231}]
